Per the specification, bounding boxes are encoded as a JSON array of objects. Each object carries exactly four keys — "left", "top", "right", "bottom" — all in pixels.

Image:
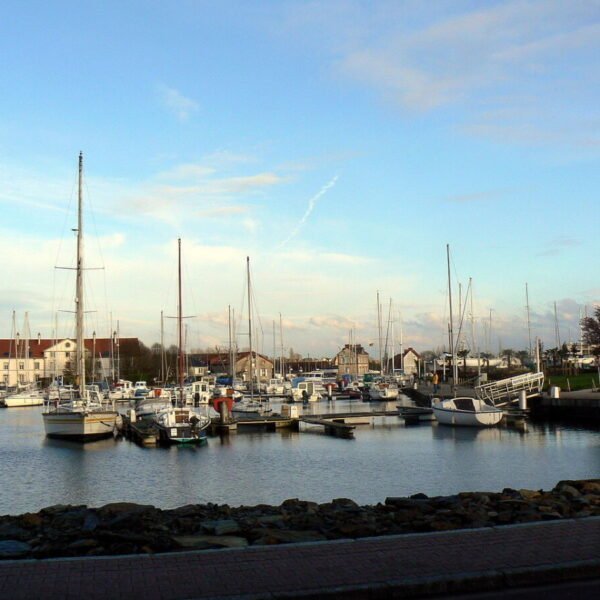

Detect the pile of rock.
[{"left": 0, "top": 479, "right": 597, "bottom": 560}]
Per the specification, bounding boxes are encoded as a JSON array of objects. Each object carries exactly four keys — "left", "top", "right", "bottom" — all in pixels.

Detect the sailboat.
[
  {"left": 42, "top": 153, "right": 118, "bottom": 440},
  {"left": 431, "top": 245, "right": 503, "bottom": 428},
  {"left": 232, "top": 257, "right": 272, "bottom": 416},
  {"left": 154, "top": 239, "right": 210, "bottom": 444}
]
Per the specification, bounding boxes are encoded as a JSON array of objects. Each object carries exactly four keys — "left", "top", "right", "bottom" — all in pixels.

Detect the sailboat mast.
[
  {"left": 228, "top": 305, "right": 233, "bottom": 378},
  {"left": 377, "top": 291, "right": 383, "bottom": 376},
  {"left": 525, "top": 283, "right": 533, "bottom": 359},
  {"left": 447, "top": 244, "right": 457, "bottom": 387},
  {"left": 76, "top": 152, "right": 86, "bottom": 395},
  {"left": 279, "top": 312, "right": 285, "bottom": 378},
  {"left": 160, "top": 310, "right": 165, "bottom": 383},
  {"left": 247, "top": 257, "right": 254, "bottom": 400},
  {"left": 178, "top": 238, "right": 184, "bottom": 406}
]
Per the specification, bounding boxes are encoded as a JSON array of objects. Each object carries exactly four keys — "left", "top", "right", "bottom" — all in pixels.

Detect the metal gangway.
[{"left": 475, "top": 372, "right": 544, "bottom": 407}]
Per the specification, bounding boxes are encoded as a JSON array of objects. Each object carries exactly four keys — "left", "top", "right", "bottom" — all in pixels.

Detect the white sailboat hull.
[
  {"left": 42, "top": 409, "right": 117, "bottom": 440},
  {"left": 368, "top": 385, "right": 399, "bottom": 400},
  {"left": 432, "top": 397, "right": 504, "bottom": 427},
  {"left": 2, "top": 393, "right": 44, "bottom": 407}
]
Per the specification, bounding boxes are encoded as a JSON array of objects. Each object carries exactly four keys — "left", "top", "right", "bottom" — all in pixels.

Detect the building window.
[
  {"left": 34, "top": 362, "right": 40, "bottom": 370},
  {"left": 19, "top": 374, "right": 25, "bottom": 383},
  {"left": 3, "top": 363, "right": 7, "bottom": 370},
  {"left": 65, "top": 361, "right": 71, "bottom": 370},
  {"left": 2, "top": 375, "right": 7, "bottom": 383},
  {"left": 65, "top": 352, "right": 70, "bottom": 358},
  {"left": 19, "top": 362, "right": 24, "bottom": 370}
]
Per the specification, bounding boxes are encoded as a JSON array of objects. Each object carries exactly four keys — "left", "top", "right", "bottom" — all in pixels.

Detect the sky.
[{"left": 0, "top": 0, "right": 598, "bottom": 359}]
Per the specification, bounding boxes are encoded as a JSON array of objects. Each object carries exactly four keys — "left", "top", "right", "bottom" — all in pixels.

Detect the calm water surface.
[{"left": 1, "top": 397, "right": 598, "bottom": 515}]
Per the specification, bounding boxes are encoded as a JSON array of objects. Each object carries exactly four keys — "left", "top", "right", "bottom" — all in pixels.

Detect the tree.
[
  {"left": 515, "top": 350, "right": 529, "bottom": 366},
  {"left": 581, "top": 306, "right": 600, "bottom": 349},
  {"left": 500, "top": 348, "right": 514, "bottom": 368},
  {"left": 558, "top": 342, "right": 570, "bottom": 365}
]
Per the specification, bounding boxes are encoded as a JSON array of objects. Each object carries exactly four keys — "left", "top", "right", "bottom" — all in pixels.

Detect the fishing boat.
[
  {"left": 153, "top": 239, "right": 210, "bottom": 444},
  {"left": 42, "top": 153, "right": 118, "bottom": 441},
  {"left": 432, "top": 397, "right": 504, "bottom": 427}
]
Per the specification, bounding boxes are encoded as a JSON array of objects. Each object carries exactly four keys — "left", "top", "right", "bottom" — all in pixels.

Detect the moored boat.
[
  {"left": 432, "top": 396, "right": 504, "bottom": 427},
  {"left": 154, "top": 405, "right": 210, "bottom": 444},
  {"left": 41, "top": 153, "right": 118, "bottom": 441},
  {"left": 1, "top": 386, "right": 45, "bottom": 407},
  {"left": 43, "top": 391, "right": 118, "bottom": 440}
]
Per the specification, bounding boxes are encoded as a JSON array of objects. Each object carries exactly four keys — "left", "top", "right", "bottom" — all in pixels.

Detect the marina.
[{"left": 0, "top": 393, "right": 597, "bottom": 516}]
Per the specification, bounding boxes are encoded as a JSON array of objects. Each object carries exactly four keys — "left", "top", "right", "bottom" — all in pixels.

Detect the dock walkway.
[{"left": 0, "top": 517, "right": 597, "bottom": 599}]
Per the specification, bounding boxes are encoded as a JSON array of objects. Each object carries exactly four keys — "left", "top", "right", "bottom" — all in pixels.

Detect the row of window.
[{"left": 3, "top": 362, "right": 42, "bottom": 370}]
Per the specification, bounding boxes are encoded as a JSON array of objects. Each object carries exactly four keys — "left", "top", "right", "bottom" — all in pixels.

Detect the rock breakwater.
[{"left": 0, "top": 479, "right": 597, "bottom": 560}]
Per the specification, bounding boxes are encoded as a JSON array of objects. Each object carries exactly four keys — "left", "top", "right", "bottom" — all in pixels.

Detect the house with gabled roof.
[
  {"left": 333, "top": 344, "right": 370, "bottom": 378},
  {"left": 187, "top": 351, "right": 274, "bottom": 383}
]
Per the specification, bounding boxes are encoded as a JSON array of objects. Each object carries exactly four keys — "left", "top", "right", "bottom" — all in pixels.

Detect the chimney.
[{"left": 38, "top": 333, "right": 41, "bottom": 345}]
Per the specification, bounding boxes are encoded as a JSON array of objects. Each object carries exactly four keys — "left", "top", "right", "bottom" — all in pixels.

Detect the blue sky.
[{"left": 1, "top": 0, "right": 598, "bottom": 358}]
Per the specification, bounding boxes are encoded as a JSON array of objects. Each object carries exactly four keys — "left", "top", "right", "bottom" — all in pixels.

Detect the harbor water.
[{"left": 1, "top": 397, "right": 598, "bottom": 515}]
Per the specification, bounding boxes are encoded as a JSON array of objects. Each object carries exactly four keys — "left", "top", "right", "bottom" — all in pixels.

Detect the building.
[
  {"left": 396, "top": 347, "right": 421, "bottom": 376},
  {"left": 0, "top": 337, "right": 140, "bottom": 387},
  {"left": 333, "top": 344, "right": 370, "bottom": 378},
  {"left": 187, "top": 351, "right": 274, "bottom": 383}
]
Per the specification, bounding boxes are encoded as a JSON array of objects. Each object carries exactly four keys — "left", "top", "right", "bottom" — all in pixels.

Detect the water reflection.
[
  {"left": 0, "top": 402, "right": 598, "bottom": 513},
  {"left": 42, "top": 436, "right": 119, "bottom": 451},
  {"left": 431, "top": 424, "right": 501, "bottom": 443}
]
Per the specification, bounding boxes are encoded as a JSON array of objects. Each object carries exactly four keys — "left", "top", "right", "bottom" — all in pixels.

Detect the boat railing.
[{"left": 475, "top": 371, "right": 544, "bottom": 406}]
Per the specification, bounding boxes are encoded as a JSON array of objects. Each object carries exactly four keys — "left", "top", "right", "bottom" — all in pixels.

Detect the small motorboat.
[{"left": 432, "top": 396, "right": 503, "bottom": 427}]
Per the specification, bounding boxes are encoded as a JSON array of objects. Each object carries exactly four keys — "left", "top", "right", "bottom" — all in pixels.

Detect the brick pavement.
[{"left": 0, "top": 518, "right": 598, "bottom": 599}]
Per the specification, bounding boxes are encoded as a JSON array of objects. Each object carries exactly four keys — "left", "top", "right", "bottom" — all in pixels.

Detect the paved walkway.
[{"left": 0, "top": 518, "right": 598, "bottom": 599}]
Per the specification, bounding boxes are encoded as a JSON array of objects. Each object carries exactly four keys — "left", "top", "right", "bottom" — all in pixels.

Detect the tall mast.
[
  {"left": 92, "top": 331, "right": 96, "bottom": 382},
  {"left": 272, "top": 319, "right": 276, "bottom": 377},
  {"left": 10, "top": 311, "right": 16, "bottom": 387},
  {"left": 247, "top": 256, "right": 254, "bottom": 400},
  {"left": 109, "top": 312, "right": 114, "bottom": 382},
  {"left": 116, "top": 320, "right": 120, "bottom": 381},
  {"left": 525, "top": 283, "right": 533, "bottom": 359},
  {"left": 228, "top": 305, "right": 233, "bottom": 378},
  {"left": 279, "top": 312, "right": 285, "bottom": 378},
  {"left": 232, "top": 308, "right": 237, "bottom": 379},
  {"left": 53, "top": 312, "right": 58, "bottom": 383},
  {"left": 376, "top": 290, "right": 383, "bottom": 376},
  {"left": 553, "top": 301, "right": 561, "bottom": 348},
  {"left": 160, "top": 310, "right": 165, "bottom": 382},
  {"left": 399, "top": 312, "right": 403, "bottom": 373},
  {"left": 447, "top": 244, "right": 457, "bottom": 387},
  {"left": 390, "top": 303, "right": 395, "bottom": 376},
  {"left": 24, "top": 312, "right": 30, "bottom": 385},
  {"left": 178, "top": 238, "right": 184, "bottom": 406},
  {"left": 76, "top": 152, "right": 86, "bottom": 395}
]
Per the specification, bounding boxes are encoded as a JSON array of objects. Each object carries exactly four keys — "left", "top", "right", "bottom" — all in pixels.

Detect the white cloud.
[
  {"left": 279, "top": 0, "right": 600, "bottom": 147},
  {"left": 157, "top": 85, "right": 199, "bottom": 121}
]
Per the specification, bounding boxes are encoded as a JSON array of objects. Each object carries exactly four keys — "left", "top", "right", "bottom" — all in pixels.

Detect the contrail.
[{"left": 279, "top": 174, "right": 338, "bottom": 247}]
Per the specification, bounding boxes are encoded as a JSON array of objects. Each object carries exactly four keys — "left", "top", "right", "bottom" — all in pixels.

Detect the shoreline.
[{"left": 1, "top": 478, "right": 598, "bottom": 561}]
